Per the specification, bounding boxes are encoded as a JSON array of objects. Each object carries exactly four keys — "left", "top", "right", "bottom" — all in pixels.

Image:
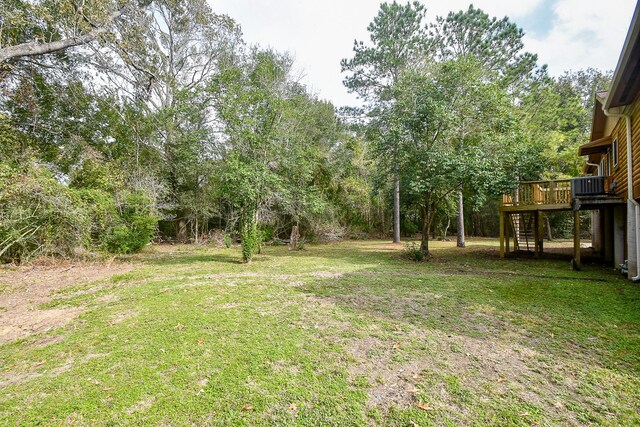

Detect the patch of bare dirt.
[
  {"left": 0, "top": 352, "right": 108, "bottom": 388},
  {"left": 32, "top": 334, "right": 66, "bottom": 348},
  {"left": 300, "top": 287, "right": 606, "bottom": 424},
  {"left": 344, "top": 323, "right": 605, "bottom": 425},
  {"left": 311, "top": 271, "right": 344, "bottom": 279},
  {"left": 126, "top": 396, "right": 156, "bottom": 415},
  {"left": 0, "top": 261, "right": 133, "bottom": 344},
  {"left": 109, "top": 309, "right": 139, "bottom": 325},
  {"left": 0, "top": 357, "right": 75, "bottom": 387},
  {"left": 346, "top": 336, "right": 427, "bottom": 410}
]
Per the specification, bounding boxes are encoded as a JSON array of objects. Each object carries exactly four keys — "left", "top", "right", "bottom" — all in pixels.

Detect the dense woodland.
[{"left": 0, "top": 0, "right": 612, "bottom": 262}]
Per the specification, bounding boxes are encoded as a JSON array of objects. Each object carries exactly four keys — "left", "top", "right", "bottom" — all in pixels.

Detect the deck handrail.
[
  {"left": 502, "top": 179, "right": 572, "bottom": 207},
  {"left": 516, "top": 179, "right": 571, "bottom": 185}
]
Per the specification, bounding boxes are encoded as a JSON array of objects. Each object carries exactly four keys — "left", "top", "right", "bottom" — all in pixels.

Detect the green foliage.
[
  {"left": 76, "top": 189, "right": 119, "bottom": 240},
  {"left": 103, "top": 192, "right": 158, "bottom": 254},
  {"left": 0, "top": 162, "right": 89, "bottom": 262},
  {"left": 341, "top": 1, "right": 427, "bottom": 102},
  {"left": 0, "top": 0, "right": 613, "bottom": 261},
  {"left": 223, "top": 233, "right": 233, "bottom": 248},
  {"left": 240, "top": 219, "right": 261, "bottom": 263},
  {"left": 429, "top": 5, "right": 540, "bottom": 87},
  {"left": 70, "top": 159, "right": 121, "bottom": 192},
  {"left": 402, "top": 241, "right": 425, "bottom": 261},
  {"left": 402, "top": 220, "right": 419, "bottom": 236},
  {"left": 259, "top": 225, "right": 275, "bottom": 243}
]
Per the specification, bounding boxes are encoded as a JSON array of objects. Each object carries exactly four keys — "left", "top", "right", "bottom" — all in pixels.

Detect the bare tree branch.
[{"left": 0, "top": 6, "right": 132, "bottom": 64}]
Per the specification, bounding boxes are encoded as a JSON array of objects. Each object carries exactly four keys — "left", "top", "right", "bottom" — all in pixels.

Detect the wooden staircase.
[{"left": 508, "top": 212, "right": 534, "bottom": 252}]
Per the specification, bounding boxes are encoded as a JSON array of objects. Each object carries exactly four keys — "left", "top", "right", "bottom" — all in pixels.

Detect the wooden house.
[{"left": 500, "top": 2, "right": 640, "bottom": 278}]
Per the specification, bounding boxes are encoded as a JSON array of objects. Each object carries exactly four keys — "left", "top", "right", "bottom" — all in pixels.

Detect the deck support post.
[
  {"left": 534, "top": 211, "right": 540, "bottom": 258},
  {"left": 538, "top": 211, "right": 544, "bottom": 255},
  {"left": 499, "top": 211, "right": 505, "bottom": 258},
  {"left": 573, "top": 210, "right": 581, "bottom": 270},
  {"left": 505, "top": 213, "right": 510, "bottom": 254}
]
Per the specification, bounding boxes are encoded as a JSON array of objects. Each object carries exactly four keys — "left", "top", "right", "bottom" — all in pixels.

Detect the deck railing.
[{"left": 502, "top": 179, "right": 572, "bottom": 207}]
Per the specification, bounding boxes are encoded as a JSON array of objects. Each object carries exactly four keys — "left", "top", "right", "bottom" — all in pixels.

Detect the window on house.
[{"left": 613, "top": 138, "right": 619, "bottom": 167}]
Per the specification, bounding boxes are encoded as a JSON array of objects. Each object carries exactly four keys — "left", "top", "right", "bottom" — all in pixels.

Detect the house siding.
[{"left": 607, "top": 97, "right": 640, "bottom": 200}]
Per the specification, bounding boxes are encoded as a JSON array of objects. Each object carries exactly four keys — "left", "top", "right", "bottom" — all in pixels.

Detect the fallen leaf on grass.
[
  {"left": 416, "top": 402, "right": 434, "bottom": 412},
  {"left": 392, "top": 342, "right": 401, "bottom": 350},
  {"left": 198, "top": 338, "right": 205, "bottom": 345},
  {"left": 241, "top": 404, "right": 253, "bottom": 411}
]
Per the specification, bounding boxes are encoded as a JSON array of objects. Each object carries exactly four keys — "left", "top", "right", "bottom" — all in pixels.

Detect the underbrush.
[{"left": 0, "top": 162, "right": 158, "bottom": 263}]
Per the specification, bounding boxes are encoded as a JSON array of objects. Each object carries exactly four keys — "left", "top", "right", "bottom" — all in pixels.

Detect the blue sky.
[
  {"left": 517, "top": 0, "right": 557, "bottom": 36},
  {"left": 212, "top": 0, "right": 637, "bottom": 107}
]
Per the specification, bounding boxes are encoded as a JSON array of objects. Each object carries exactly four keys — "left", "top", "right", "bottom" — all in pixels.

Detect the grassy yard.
[{"left": 1, "top": 239, "right": 639, "bottom": 426}]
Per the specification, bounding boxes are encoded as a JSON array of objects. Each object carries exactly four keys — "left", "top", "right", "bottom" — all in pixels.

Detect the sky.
[{"left": 212, "top": 0, "right": 638, "bottom": 107}]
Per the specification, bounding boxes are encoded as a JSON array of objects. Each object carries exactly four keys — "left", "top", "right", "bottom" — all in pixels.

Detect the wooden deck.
[
  {"left": 500, "top": 179, "right": 572, "bottom": 212},
  {"left": 499, "top": 179, "right": 579, "bottom": 268}
]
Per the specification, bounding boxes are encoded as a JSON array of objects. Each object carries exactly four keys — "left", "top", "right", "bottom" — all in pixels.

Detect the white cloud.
[
  {"left": 525, "top": 0, "right": 637, "bottom": 75},
  {"left": 211, "top": 0, "right": 637, "bottom": 106}
]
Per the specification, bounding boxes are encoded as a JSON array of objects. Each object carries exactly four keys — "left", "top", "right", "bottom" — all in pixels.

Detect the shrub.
[
  {"left": 76, "top": 189, "right": 119, "bottom": 240},
  {"left": 70, "top": 158, "right": 121, "bottom": 192},
  {"left": 259, "top": 225, "right": 274, "bottom": 243},
  {"left": 241, "top": 219, "right": 261, "bottom": 262},
  {"left": 102, "top": 191, "right": 158, "bottom": 254},
  {"left": 0, "top": 163, "right": 90, "bottom": 263},
  {"left": 223, "top": 233, "right": 233, "bottom": 248},
  {"left": 402, "top": 242, "right": 425, "bottom": 262}
]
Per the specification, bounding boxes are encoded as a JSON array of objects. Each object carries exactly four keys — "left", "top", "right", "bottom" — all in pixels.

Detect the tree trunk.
[
  {"left": 545, "top": 214, "right": 553, "bottom": 241},
  {"left": 289, "top": 225, "right": 300, "bottom": 251},
  {"left": 457, "top": 190, "right": 465, "bottom": 247},
  {"left": 442, "top": 217, "right": 450, "bottom": 241},
  {"left": 176, "top": 213, "right": 188, "bottom": 243},
  {"left": 393, "top": 174, "right": 401, "bottom": 243},
  {"left": 420, "top": 204, "right": 433, "bottom": 257}
]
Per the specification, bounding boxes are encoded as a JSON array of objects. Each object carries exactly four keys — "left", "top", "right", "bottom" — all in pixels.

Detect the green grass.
[{"left": 1, "top": 240, "right": 639, "bottom": 426}]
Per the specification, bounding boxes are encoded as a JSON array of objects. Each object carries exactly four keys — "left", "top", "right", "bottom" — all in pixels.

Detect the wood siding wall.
[{"left": 609, "top": 98, "right": 640, "bottom": 201}]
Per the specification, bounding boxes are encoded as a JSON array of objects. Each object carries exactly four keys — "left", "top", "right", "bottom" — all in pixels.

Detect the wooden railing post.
[
  {"left": 500, "top": 211, "right": 505, "bottom": 258},
  {"left": 573, "top": 210, "right": 581, "bottom": 270}
]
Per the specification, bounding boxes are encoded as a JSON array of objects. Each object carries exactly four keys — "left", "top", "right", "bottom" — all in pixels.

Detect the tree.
[
  {"left": 520, "top": 68, "right": 612, "bottom": 180},
  {"left": 86, "top": 0, "right": 242, "bottom": 241},
  {"left": 341, "top": 1, "right": 428, "bottom": 243},
  {"left": 394, "top": 61, "right": 521, "bottom": 256},
  {"left": 428, "top": 5, "right": 540, "bottom": 247},
  {"left": 428, "top": 5, "right": 539, "bottom": 87},
  {"left": 0, "top": 0, "right": 149, "bottom": 65},
  {"left": 211, "top": 50, "right": 294, "bottom": 262},
  {"left": 277, "top": 87, "right": 338, "bottom": 245}
]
